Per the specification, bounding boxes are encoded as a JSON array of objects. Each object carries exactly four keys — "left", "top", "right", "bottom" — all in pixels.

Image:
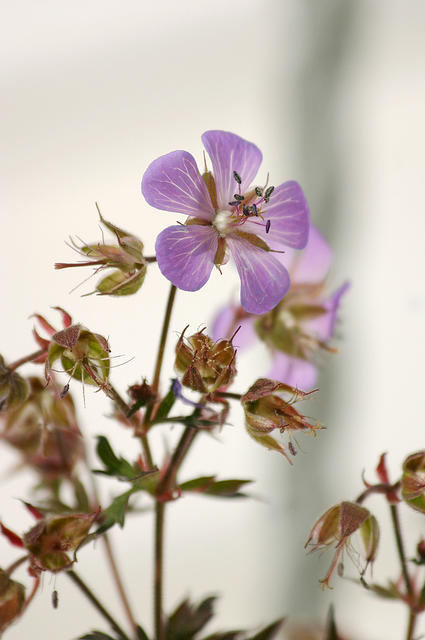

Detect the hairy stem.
[{"left": 67, "top": 570, "right": 131, "bottom": 640}]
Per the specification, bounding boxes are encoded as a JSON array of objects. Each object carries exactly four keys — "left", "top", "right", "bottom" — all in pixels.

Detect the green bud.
[
  {"left": 401, "top": 451, "right": 425, "bottom": 513},
  {"left": 0, "top": 569, "right": 26, "bottom": 633}
]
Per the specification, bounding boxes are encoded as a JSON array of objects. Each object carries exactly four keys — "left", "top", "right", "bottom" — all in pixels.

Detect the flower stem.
[
  {"left": 5, "top": 555, "right": 28, "bottom": 576},
  {"left": 389, "top": 504, "right": 417, "bottom": 640},
  {"left": 67, "top": 569, "right": 131, "bottom": 640},
  {"left": 215, "top": 390, "right": 242, "bottom": 401},
  {"left": 152, "top": 284, "right": 177, "bottom": 394},
  {"left": 8, "top": 348, "right": 47, "bottom": 370},
  {"left": 153, "top": 425, "right": 198, "bottom": 640}
]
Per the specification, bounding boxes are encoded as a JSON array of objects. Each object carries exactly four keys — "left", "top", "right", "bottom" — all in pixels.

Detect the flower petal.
[
  {"left": 202, "top": 130, "right": 262, "bottom": 210},
  {"left": 305, "top": 281, "right": 350, "bottom": 340},
  {"left": 142, "top": 150, "right": 214, "bottom": 221},
  {"left": 226, "top": 235, "right": 290, "bottom": 314},
  {"left": 290, "top": 225, "right": 332, "bottom": 283},
  {"left": 245, "top": 181, "right": 309, "bottom": 250},
  {"left": 155, "top": 225, "right": 218, "bottom": 291},
  {"left": 211, "top": 303, "right": 257, "bottom": 349},
  {"left": 267, "top": 351, "right": 318, "bottom": 390}
]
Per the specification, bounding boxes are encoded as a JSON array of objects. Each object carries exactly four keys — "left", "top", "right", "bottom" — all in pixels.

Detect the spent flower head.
[
  {"left": 0, "top": 570, "right": 26, "bottom": 634},
  {"left": 142, "top": 130, "right": 309, "bottom": 314},
  {"left": 55, "top": 210, "right": 148, "bottom": 296},
  {"left": 305, "top": 501, "right": 379, "bottom": 588}
]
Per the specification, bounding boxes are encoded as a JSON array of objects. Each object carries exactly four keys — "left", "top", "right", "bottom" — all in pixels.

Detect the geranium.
[
  {"left": 142, "top": 130, "right": 309, "bottom": 314},
  {"left": 212, "top": 225, "right": 349, "bottom": 389}
]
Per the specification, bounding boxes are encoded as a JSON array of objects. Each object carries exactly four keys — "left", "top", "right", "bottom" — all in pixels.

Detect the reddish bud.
[{"left": 401, "top": 451, "right": 425, "bottom": 513}]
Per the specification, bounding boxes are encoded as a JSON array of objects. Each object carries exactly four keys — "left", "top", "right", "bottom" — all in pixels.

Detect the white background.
[{"left": 1, "top": 1, "right": 425, "bottom": 639}]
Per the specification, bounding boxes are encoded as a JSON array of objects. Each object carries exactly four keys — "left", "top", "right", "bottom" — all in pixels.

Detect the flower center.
[{"left": 213, "top": 210, "right": 233, "bottom": 236}]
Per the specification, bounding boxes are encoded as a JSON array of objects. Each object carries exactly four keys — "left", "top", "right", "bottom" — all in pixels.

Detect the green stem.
[
  {"left": 152, "top": 284, "right": 177, "bottom": 394},
  {"left": 67, "top": 570, "right": 131, "bottom": 640},
  {"left": 158, "top": 426, "right": 198, "bottom": 496},
  {"left": 406, "top": 610, "right": 417, "bottom": 640},
  {"left": 8, "top": 348, "right": 47, "bottom": 370},
  {"left": 154, "top": 501, "right": 166, "bottom": 640}
]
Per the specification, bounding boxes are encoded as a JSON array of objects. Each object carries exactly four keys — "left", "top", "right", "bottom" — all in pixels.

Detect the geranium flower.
[
  {"left": 212, "top": 225, "right": 349, "bottom": 389},
  {"left": 142, "top": 130, "right": 309, "bottom": 314}
]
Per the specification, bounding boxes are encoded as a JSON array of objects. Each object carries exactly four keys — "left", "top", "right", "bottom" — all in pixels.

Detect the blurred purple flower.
[
  {"left": 142, "top": 131, "right": 309, "bottom": 314},
  {"left": 212, "top": 225, "right": 349, "bottom": 390}
]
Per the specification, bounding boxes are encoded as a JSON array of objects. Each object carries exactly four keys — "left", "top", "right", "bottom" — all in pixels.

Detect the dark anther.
[
  {"left": 265, "top": 220, "right": 271, "bottom": 233},
  {"left": 60, "top": 384, "right": 70, "bottom": 399},
  {"left": 242, "top": 205, "right": 250, "bottom": 216},
  {"left": 233, "top": 171, "right": 242, "bottom": 184},
  {"left": 251, "top": 203, "right": 258, "bottom": 216},
  {"left": 228, "top": 201, "right": 240, "bottom": 206},
  {"left": 255, "top": 187, "right": 263, "bottom": 197},
  {"left": 265, "top": 185, "right": 275, "bottom": 199},
  {"left": 233, "top": 193, "right": 244, "bottom": 201}
]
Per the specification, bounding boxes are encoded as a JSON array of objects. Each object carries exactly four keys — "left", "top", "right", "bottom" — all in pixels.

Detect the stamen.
[
  {"left": 265, "top": 220, "right": 271, "bottom": 233},
  {"left": 255, "top": 187, "right": 263, "bottom": 197},
  {"left": 251, "top": 203, "right": 258, "bottom": 216},
  {"left": 233, "top": 194, "right": 244, "bottom": 201},
  {"left": 228, "top": 201, "right": 240, "bottom": 206},
  {"left": 264, "top": 185, "right": 275, "bottom": 203},
  {"left": 242, "top": 205, "right": 250, "bottom": 216},
  {"left": 233, "top": 171, "right": 242, "bottom": 184}
]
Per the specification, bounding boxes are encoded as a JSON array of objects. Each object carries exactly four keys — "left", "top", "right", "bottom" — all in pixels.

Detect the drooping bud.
[
  {"left": 305, "top": 501, "right": 379, "bottom": 588},
  {"left": 0, "top": 356, "right": 29, "bottom": 412},
  {"left": 401, "top": 451, "right": 425, "bottom": 513},
  {"left": 55, "top": 212, "right": 147, "bottom": 296},
  {"left": 23, "top": 511, "right": 97, "bottom": 573},
  {"left": 1, "top": 377, "right": 84, "bottom": 478},
  {"left": 175, "top": 328, "right": 237, "bottom": 394},
  {"left": 0, "top": 569, "right": 26, "bottom": 634},
  {"left": 241, "top": 378, "right": 320, "bottom": 462}
]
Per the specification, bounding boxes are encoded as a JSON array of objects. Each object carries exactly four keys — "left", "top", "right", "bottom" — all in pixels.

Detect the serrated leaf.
[
  {"left": 96, "top": 436, "right": 138, "bottom": 480},
  {"left": 247, "top": 619, "right": 285, "bottom": 640}
]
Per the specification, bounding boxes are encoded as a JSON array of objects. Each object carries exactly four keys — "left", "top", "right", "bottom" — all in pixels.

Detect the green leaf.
[
  {"left": 96, "top": 489, "right": 134, "bottom": 534},
  {"left": 204, "top": 479, "right": 252, "bottom": 498},
  {"left": 247, "top": 619, "right": 285, "bottom": 640},
  {"left": 180, "top": 476, "right": 216, "bottom": 492},
  {"left": 96, "top": 267, "right": 146, "bottom": 297},
  {"left": 96, "top": 436, "right": 139, "bottom": 480},
  {"left": 73, "top": 479, "right": 91, "bottom": 512},
  {"left": 155, "top": 386, "right": 176, "bottom": 421},
  {"left": 136, "top": 625, "right": 150, "bottom": 640},
  {"left": 165, "top": 596, "right": 216, "bottom": 640}
]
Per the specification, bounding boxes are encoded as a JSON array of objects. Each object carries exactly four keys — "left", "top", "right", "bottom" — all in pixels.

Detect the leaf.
[
  {"left": 202, "top": 634, "right": 242, "bottom": 640},
  {"left": 95, "top": 436, "right": 139, "bottom": 480},
  {"left": 324, "top": 605, "right": 338, "bottom": 640},
  {"left": 96, "top": 267, "right": 146, "bottom": 297},
  {"left": 247, "top": 619, "right": 285, "bottom": 640},
  {"left": 96, "top": 489, "right": 134, "bottom": 534},
  {"left": 78, "top": 631, "right": 116, "bottom": 640},
  {"left": 165, "top": 596, "right": 216, "bottom": 640},
  {"left": 73, "top": 479, "right": 91, "bottom": 512},
  {"left": 155, "top": 386, "right": 176, "bottom": 421},
  {"left": 136, "top": 625, "right": 150, "bottom": 640},
  {"left": 179, "top": 476, "right": 216, "bottom": 492},
  {"left": 180, "top": 477, "right": 252, "bottom": 498}
]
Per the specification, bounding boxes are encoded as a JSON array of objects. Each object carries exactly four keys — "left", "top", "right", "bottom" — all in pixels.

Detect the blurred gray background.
[{"left": 1, "top": 1, "right": 425, "bottom": 638}]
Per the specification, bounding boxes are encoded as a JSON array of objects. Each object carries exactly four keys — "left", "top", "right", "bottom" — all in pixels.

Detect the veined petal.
[
  {"left": 226, "top": 235, "right": 290, "bottom": 315},
  {"left": 155, "top": 225, "right": 218, "bottom": 291},
  {"left": 245, "top": 181, "right": 309, "bottom": 250},
  {"left": 305, "top": 281, "right": 350, "bottom": 340},
  {"left": 211, "top": 304, "right": 257, "bottom": 349},
  {"left": 202, "top": 130, "right": 262, "bottom": 210},
  {"left": 267, "top": 351, "right": 317, "bottom": 391},
  {"left": 142, "top": 150, "right": 214, "bottom": 221}
]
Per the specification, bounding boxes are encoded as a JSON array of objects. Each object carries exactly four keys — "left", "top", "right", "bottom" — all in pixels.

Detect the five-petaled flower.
[{"left": 142, "top": 130, "right": 310, "bottom": 314}]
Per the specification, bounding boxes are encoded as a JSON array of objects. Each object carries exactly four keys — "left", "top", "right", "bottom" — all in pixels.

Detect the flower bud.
[
  {"left": 23, "top": 511, "right": 97, "bottom": 572},
  {"left": 0, "top": 569, "right": 26, "bottom": 633},
  {"left": 241, "top": 378, "right": 320, "bottom": 462},
  {"left": 401, "top": 451, "right": 425, "bottom": 513},
  {"left": 175, "top": 328, "right": 237, "bottom": 394},
  {"left": 305, "top": 501, "right": 379, "bottom": 588},
  {"left": 0, "top": 355, "right": 29, "bottom": 412},
  {"left": 55, "top": 213, "right": 147, "bottom": 296},
  {"left": 1, "top": 377, "right": 84, "bottom": 477}
]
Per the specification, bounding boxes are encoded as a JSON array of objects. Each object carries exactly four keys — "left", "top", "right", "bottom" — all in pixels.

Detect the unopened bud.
[
  {"left": 0, "top": 356, "right": 29, "bottom": 412},
  {"left": 0, "top": 569, "right": 26, "bottom": 633},
  {"left": 401, "top": 451, "right": 425, "bottom": 513}
]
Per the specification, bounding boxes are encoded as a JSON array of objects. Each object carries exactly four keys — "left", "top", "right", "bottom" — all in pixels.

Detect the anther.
[
  {"left": 251, "top": 203, "right": 258, "bottom": 216},
  {"left": 265, "top": 220, "right": 271, "bottom": 233},
  {"left": 242, "top": 205, "right": 250, "bottom": 216},
  {"left": 228, "top": 201, "right": 240, "bottom": 206},
  {"left": 233, "top": 171, "right": 242, "bottom": 184},
  {"left": 233, "top": 193, "right": 244, "bottom": 201},
  {"left": 255, "top": 187, "right": 263, "bottom": 197},
  {"left": 264, "top": 186, "right": 275, "bottom": 203}
]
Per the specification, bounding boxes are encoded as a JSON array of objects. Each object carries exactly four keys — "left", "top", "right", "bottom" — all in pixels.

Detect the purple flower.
[
  {"left": 142, "top": 131, "right": 309, "bottom": 314},
  {"left": 212, "top": 225, "right": 349, "bottom": 390}
]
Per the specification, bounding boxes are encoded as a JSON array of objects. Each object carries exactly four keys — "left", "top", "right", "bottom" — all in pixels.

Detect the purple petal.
[
  {"left": 211, "top": 304, "right": 256, "bottom": 349},
  {"left": 245, "top": 181, "right": 309, "bottom": 250},
  {"left": 290, "top": 225, "right": 332, "bottom": 283},
  {"left": 305, "top": 281, "right": 350, "bottom": 340},
  {"left": 202, "top": 130, "right": 262, "bottom": 210},
  {"left": 267, "top": 351, "right": 318, "bottom": 391},
  {"left": 155, "top": 224, "right": 218, "bottom": 291},
  {"left": 142, "top": 150, "right": 214, "bottom": 221},
  {"left": 226, "top": 235, "right": 290, "bottom": 315}
]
